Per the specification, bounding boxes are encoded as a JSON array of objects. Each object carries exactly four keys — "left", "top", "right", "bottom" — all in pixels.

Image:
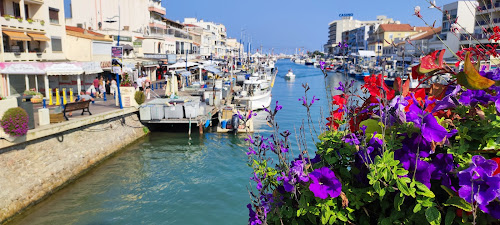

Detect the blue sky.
[
  {"left": 65, "top": 0, "right": 460, "bottom": 53},
  {"left": 164, "top": 0, "right": 459, "bottom": 53}
]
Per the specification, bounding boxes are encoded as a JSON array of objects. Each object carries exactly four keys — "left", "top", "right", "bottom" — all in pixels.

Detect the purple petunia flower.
[
  {"left": 496, "top": 99, "right": 500, "bottom": 114},
  {"left": 308, "top": 167, "right": 342, "bottom": 199},
  {"left": 429, "top": 153, "right": 456, "bottom": 190},
  {"left": 406, "top": 103, "right": 457, "bottom": 143},
  {"left": 290, "top": 159, "right": 309, "bottom": 183},
  {"left": 458, "top": 155, "right": 500, "bottom": 208},
  {"left": 247, "top": 204, "right": 262, "bottom": 225},
  {"left": 343, "top": 133, "right": 360, "bottom": 146},
  {"left": 479, "top": 200, "right": 500, "bottom": 219},
  {"left": 432, "top": 85, "right": 461, "bottom": 112}
]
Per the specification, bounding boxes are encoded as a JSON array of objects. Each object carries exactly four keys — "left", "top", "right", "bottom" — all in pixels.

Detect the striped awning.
[
  {"left": 27, "top": 33, "right": 50, "bottom": 42},
  {"left": 2, "top": 31, "right": 31, "bottom": 41}
]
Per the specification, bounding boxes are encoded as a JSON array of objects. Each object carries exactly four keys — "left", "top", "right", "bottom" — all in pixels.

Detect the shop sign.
[
  {"left": 142, "top": 61, "right": 159, "bottom": 66},
  {"left": 167, "top": 54, "right": 177, "bottom": 64},
  {"left": 144, "top": 53, "right": 166, "bottom": 59},
  {"left": 133, "top": 41, "right": 142, "bottom": 47},
  {"left": 111, "top": 46, "right": 123, "bottom": 74},
  {"left": 113, "top": 36, "right": 132, "bottom": 42}
]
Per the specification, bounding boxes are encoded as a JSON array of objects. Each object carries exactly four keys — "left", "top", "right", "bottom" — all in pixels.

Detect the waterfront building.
[
  {"left": 66, "top": 0, "right": 168, "bottom": 82},
  {"left": 433, "top": 1, "right": 477, "bottom": 58},
  {"left": 324, "top": 15, "right": 399, "bottom": 55},
  {"left": 183, "top": 18, "right": 227, "bottom": 59},
  {"left": 367, "top": 24, "right": 431, "bottom": 57},
  {"left": 391, "top": 27, "right": 442, "bottom": 63},
  {"left": 0, "top": 0, "right": 67, "bottom": 97}
]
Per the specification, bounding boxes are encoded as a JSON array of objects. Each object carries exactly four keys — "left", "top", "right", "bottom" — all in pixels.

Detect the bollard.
[
  {"left": 55, "top": 88, "right": 60, "bottom": 106},
  {"left": 155, "top": 83, "right": 158, "bottom": 90},
  {"left": 42, "top": 98, "right": 46, "bottom": 108},
  {"left": 69, "top": 88, "right": 74, "bottom": 102},
  {"left": 62, "top": 88, "right": 67, "bottom": 105},
  {"left": 60, "top": 96, "right": 64, "bottom": 108},
  {"left": 90, "top": 92, "right": 95, "bottom": 104},
  {"left": 160, "top": 82, "right": 163, "bottom": 89},
  {"left": 48, "top": 88, "right": 53, "bottom": 105},
  {"left": 103, "top": 92, "right": 107, "bottom": 101}
]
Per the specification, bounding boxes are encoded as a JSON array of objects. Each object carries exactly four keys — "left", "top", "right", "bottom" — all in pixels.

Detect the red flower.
[
  {"left": 493, "top": 158, "right": 500, "bottom": 176},
  {"left": 332, "top": 94, "right": 347, "bottom": 109},
  {"left": 362, "top": 74, "right": 395, "bottom": 100},
  {"left": 326, "top": 108, "right": 343, "bottom": 130}
]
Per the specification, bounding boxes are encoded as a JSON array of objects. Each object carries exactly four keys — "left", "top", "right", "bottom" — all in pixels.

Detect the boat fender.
[{"left": 204, "top": 119, "right": 210, "bottom": 128}]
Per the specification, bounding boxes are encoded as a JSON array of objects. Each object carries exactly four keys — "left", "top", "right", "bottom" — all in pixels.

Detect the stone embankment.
[{"left": 0, "top": 109, "right": 147, "bottom": 223}]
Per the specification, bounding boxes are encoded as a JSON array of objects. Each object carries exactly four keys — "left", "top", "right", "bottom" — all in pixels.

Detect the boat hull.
[{"left": 234, "top": 91, "right": 272, "bottom": 111}]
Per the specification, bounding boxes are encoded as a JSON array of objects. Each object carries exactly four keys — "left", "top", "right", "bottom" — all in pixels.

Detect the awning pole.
[
  {"left": 25, "top": 74, "right": 29, "bottom": 90},
  {"left": 6, "top": 74, "right": 11, "bottom": 96},
  {"left": 35, "top": 75, "right": 38, "bottom": 92},
  {"left": 44, "top": 75, "right": 49, "bottom": 98},
  {"left": 77, "top": 74, "right": 82, "bottom": 94}
]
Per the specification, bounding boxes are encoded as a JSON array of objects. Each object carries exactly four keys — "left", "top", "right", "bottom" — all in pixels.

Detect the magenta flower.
[
  {"left": 247, "top": 147, "right": 257, "bottom": 155},
  {"left": 311, "top": 96, "right": 319, "bottom": 105},
  {"left": 308, "top": 167, "right": 342, "bottom": 199},
  {"left": 247, "top": 204, "right": 262, "bottom": 225}
]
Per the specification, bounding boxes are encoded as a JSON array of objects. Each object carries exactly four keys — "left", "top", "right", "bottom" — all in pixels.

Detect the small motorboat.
[{"left": 285, "top": 69, "right": 295, "bottom": 80}]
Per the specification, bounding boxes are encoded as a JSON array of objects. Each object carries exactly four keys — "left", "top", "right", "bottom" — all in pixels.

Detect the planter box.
[{"left": 118, "top": 87, "right": 138, "bottom": 108}]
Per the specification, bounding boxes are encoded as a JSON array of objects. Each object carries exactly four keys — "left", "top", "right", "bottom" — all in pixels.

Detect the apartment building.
[
  {"left": 324, "top": 15, "right": 398, "bottom": 54},
  {"left": 437, "top": 1, "right": 477, "bottom": 58},
  {"left": 367, "top": 24, "right": 430, "bottom": 57},
  {"left": 0, "top": 0, "right": 68, "bottom": 97},
  {"left": 184, "top": 18, "right": 227, "bottom": 59}
]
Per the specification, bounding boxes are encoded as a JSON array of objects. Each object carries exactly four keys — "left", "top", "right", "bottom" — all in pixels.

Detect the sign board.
[
  {"left": 339, "top": 13, "right": 354, "bottom": 17},
  {"left": 133, "top": 41, "right": 142, "bottom": 47},
  {"left": 113, "top": 36, "right": 132, "bottom": 42},
  {"left": 144, "top": 53, "right": 166, "bottom": 59},
  {"left": 111, "top": 46, "right": 123, "bottom": 74},
  {"left": 167, "top": 54, "right": 177, "bottom": 64}
]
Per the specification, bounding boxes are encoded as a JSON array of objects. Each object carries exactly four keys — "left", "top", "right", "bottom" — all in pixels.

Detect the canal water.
[{"left": 9, "top": 60, "right": 361, "bottom": 225}]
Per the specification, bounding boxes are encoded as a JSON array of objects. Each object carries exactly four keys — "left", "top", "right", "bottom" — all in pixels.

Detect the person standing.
[
  {"left": 92, "top": 76, "right": 100, "bottom": 96},
  {"left": 110, "top": 78, "right": 118, "bottom": 95},
  {"left": 137, "top": 75, "right": 144, "bottom": 91},
  {"left": 99, "top": 77, "right": 105, "bottom": 98}
]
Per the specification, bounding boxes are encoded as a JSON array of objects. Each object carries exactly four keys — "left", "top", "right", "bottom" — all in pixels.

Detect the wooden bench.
[{"left": 63, "top": 100, "right": 92, "bottom": 120}]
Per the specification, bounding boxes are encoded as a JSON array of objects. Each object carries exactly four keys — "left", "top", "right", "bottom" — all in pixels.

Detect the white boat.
[
  {"left": 234, "top": 79, "right": 272, "bottom": 111},
  {"left": 285, "top": 69, "right": 295, "bottom": 80}
]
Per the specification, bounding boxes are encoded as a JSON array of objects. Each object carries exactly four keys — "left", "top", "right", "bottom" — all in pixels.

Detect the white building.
[
  {"left": 183, "top": 18, "right": 227, "bottom": 59},
  {"left": 430, "top": 1, "right": 477, "bottom": 58},
  {"left": 0, "top": 0, "right": 68, "bottom": 97},
  {"left": 324, "top": 15, "right": 399, "bottom": 54}
]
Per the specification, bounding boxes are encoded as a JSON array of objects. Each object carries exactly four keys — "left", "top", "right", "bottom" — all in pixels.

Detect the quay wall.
[{"left": 0, "top": 109, "right": 147, "bottom": 223}]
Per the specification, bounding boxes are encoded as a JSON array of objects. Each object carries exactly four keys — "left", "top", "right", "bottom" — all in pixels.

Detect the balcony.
[
  {"left": 24, "top": 0, "right": 44, "bottom": 4},
  {"left": 149, "top": 19, "right": 166, "bottom": 29},
  {"left": 477, "top": 2, "right": 500, "bottom": 15},
  {"left": 148, "top": 3, "right": 166, "bottom": 15},
  {"left": 459, "top": 33, "right": 489, "bottom": 41},
  {"left": 1, "top": 17, "right": 46, "bottom": 32}
]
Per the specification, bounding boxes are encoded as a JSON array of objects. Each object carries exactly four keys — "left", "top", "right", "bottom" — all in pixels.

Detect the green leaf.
[
  {"left": 425, "top": 207, "right": 441, "bottom": 225},
  {"left": 415, "top": 182, "right": 435, "bottom": 198},
  {"left": 337, "top": 211, "right": 348, "bottom": 222},
  {"left": 374, "top": 181, "right": 381, "bottom": 193},
  {"left": 395, "top": 169, "right": 408, "bottom": 176},
  {"left": 394, "top": 193, "right": 404, "bottom": 211},
  {"left": 444, "top": 196, "right": 473, "bottom": 212},
  {"left": 359, "top": 119, "right": 383, "bottom": 134},
  {"left": 396, "top": 179, "right": 411, "bottom": 196},
  {"left": 413, "top": 203, "right": 422, "bottom": 213},
  {"left": 307, "top": 213, "right": 317, "bottom": 224},
  {"left": 445, "top": 207, "right": 456, "bottom": 225},
  {"left": 321, "top": 212, "right": 329, "bottom": 225},
  {"left": 440, "top": 185, "right": 457, "bottom": 197},
  {"left": 329, "top": 213, "right": 337, "bottom": 225}
]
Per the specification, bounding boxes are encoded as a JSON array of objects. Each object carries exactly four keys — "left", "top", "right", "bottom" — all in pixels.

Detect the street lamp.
[{"left": 104, "top": 5, "right": 123, "bottom": 109}]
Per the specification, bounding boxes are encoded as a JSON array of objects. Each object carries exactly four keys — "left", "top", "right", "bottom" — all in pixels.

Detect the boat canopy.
[
  {"left": 168, "top": 61, "right": 199, "bottom": 69},
  {"left": 204, "top": 65, "right": 221, "bottom": 74},
  {"left": 350, "top": 50, "right": 376, "bottom": 57}
]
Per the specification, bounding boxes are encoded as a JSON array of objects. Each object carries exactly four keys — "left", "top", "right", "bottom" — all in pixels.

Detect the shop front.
[{"left": 0, "top": 62, "right": 47, "bottom": 97}]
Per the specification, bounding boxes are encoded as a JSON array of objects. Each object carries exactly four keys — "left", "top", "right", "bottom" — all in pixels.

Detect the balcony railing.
[
  {"left": 1, "top": 17, "right": 46, "bottom": 31},
  {"left": 460, "top": 33, "right": 489, "bottom": 41},
  {"left": 148, "top": 3, "right": 166, "bottom": 15}
]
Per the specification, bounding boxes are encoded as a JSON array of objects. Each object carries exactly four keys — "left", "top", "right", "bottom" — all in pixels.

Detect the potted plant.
[
  {"left": 40, "top": 20, "right": 45, "bottom": 25},
  {"left": 3, "top": 14, "right": 12, "bottom": 20},
  {"left": 1, "top": 107, "right": 29, "bottom": 140},
  {"left": 15, "top": 16, "right": 22, "bottom": 22},
  {"left": 27, "top": 18, "right": 33, "bottom": 23},
  {"left": 23, "top": 89, "right": 43, "bottom": 103}
]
